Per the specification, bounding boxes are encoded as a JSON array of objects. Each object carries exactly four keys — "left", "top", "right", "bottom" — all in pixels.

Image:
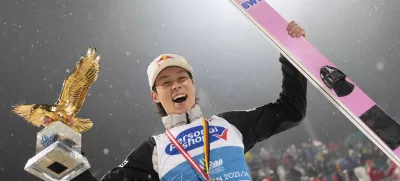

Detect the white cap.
[{"left": 147, "top": 54, "right": 193, "bottom": 89}]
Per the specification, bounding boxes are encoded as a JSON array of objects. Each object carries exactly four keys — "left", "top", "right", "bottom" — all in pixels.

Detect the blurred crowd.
[{"left": 245, "top": 137, "right": 400, "bottom": 181}]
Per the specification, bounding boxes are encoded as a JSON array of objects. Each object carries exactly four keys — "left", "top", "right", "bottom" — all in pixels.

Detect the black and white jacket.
[{"left": 72, "top": 55, "right": 308, "bottom": 181}]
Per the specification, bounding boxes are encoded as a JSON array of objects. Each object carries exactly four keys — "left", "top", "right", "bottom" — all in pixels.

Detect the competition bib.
[{"left": 153, "top": 116, "right": 252, "bottom": 181}]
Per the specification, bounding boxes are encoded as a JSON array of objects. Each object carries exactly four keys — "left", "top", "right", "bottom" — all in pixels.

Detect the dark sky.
[{"left": 1, "top": 0, "right": 400, "bottom": 180}]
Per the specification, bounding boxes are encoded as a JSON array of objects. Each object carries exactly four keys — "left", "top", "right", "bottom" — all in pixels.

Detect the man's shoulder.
[
  {"left": 144, "top": 136, "right": 157, "bottom": 148},
  {"left": 206, "top": 114, "right": 235, "bottom": 125},
  {"left": 207, "top": 114, "right": 244, "bottom": 141},
  {"left": 136, "top": 136, "right": 157, "bottom": 146},
  {"left": 125, "top": 136, "right": 157, "bottom": 159}
]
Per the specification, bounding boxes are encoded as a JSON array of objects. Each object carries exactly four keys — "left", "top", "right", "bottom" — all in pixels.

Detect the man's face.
[{"left": 151, "top": 66, "right": 196, "bottom": 115}]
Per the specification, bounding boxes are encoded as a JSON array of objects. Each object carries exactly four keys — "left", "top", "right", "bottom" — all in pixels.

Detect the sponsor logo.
[
  {"left": 240, "top": 0, "right": 263, "bottom": 10},
  {"left": 156, "top": 55, "right": 173, "bottom": 66},
  {"left": 165, "top": 125, "right": 228, "bottom": 155},
  {"left": 118, "top": 160, "right": 128, "bottom": 167},
  {"left": 199, "top": 158, "right": 225, "bottom": 174}
]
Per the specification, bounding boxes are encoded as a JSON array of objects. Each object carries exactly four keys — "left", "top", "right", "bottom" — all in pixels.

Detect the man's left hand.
[{"left": 287, "top": 21, "right": 306, "bottom": 38}]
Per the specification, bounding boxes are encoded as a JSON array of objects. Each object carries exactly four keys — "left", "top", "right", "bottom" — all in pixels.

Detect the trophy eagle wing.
[
  {"left": 12, "top": 104, "right": 56, "bottom": 127},
  {"left": 55, "top": 47, "right": 100, "bottom": 117}
]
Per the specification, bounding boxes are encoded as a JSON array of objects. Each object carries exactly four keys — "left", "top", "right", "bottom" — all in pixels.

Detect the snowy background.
[{"left": 1, "top": 0, "right": 400, "bottom": 180}]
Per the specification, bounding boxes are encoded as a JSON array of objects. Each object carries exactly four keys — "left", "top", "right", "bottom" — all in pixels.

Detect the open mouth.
[{"left": 172, "top": 94, "right": 187, "bottom": 104}]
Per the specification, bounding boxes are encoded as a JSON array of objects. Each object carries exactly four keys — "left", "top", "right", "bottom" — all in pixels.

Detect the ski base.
[{"left": 229, "top": 0, "right": 400, "bottom": 167}]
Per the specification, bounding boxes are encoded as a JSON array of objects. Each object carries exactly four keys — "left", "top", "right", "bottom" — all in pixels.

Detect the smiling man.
[
  {"left": 149, "top": 55, "right": 197, "bottom": 116},
  {"left": 41, "top": 21, "right": 308, "bottom": 181}
]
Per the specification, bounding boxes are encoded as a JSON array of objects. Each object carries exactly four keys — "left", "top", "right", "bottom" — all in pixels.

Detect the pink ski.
[{"left": 229, "top": 0, "right": 400, "bottom": 166}]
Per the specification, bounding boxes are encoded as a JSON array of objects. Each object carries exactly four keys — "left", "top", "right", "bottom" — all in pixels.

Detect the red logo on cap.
[{"left": 156, "top": 55, "right": 173, "bottom": 66}]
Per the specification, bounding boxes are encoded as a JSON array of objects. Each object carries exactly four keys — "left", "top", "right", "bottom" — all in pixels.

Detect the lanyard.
[{"left": 166, "top": 117, "right": 212, "bottom": 180}]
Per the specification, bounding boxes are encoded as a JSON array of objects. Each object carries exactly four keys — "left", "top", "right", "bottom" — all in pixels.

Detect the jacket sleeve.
[
  {"left": 217, "top": 54, "right": 307, "bottom": 153},
  {"left": 72, "top": 137, "right": 159, "bottom": 181}
]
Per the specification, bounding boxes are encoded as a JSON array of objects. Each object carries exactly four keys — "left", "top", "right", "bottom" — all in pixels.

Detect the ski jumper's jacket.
[{"left": 72, "top": 54, "right": 308, "bottom": 181}]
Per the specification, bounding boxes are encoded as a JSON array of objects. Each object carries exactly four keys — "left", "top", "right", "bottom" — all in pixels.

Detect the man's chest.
[{"left": 153, "top": 116, "right": 251, "bottom": 181}]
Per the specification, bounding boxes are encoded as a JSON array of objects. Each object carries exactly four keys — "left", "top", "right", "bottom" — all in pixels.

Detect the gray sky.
[{"left": 1, "top": 0, "right": 400, "bottom": 180}]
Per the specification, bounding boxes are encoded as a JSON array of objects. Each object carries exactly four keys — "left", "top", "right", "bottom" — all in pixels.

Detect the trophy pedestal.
[{"left": 24, "top": 121, "right": 91, "bottom": 181}]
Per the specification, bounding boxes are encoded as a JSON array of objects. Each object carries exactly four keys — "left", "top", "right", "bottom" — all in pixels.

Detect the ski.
[{"left": 229, "top": 0, "right": 400, "bottom": 166}]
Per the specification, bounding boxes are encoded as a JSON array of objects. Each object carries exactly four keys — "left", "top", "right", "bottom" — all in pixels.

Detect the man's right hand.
[
  {"left": 41, "top": 116, "right": 55, "bottom": 127},
  {"left": 40, "top": 116, "right": 75, "bottom": 127}
]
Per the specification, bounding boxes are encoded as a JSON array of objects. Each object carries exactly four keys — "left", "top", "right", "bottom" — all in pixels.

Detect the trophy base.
[{"left": 25, "top": 141, "right": 90, "bottom": 181}]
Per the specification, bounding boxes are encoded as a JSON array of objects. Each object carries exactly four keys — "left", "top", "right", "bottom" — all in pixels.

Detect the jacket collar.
[{"left": 161, "top": 104, "right": 203, "bottom": 129}]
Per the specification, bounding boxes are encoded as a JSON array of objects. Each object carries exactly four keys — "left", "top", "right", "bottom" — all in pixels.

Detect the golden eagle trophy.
[{"left": 11, "top": 47, "right": 101, "bottom": 181}]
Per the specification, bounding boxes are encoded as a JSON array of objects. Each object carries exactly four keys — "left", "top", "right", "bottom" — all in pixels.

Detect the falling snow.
[
  {"left": 1, "top": 1, "right": 399, "bottom": 180},
  {"left": 376, "top": 61, "right": 385, "bottom": 71},
  {"left": 103, "top": 148, "right": 109, "bottom": 155},
  {"left": 124, "top": 90, "right": 132, "bottom": 98}
]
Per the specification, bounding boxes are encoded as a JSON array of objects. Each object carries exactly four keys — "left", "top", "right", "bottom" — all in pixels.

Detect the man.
[{"left": 42, "top": 21, "right": 307, "bottom": 180}]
